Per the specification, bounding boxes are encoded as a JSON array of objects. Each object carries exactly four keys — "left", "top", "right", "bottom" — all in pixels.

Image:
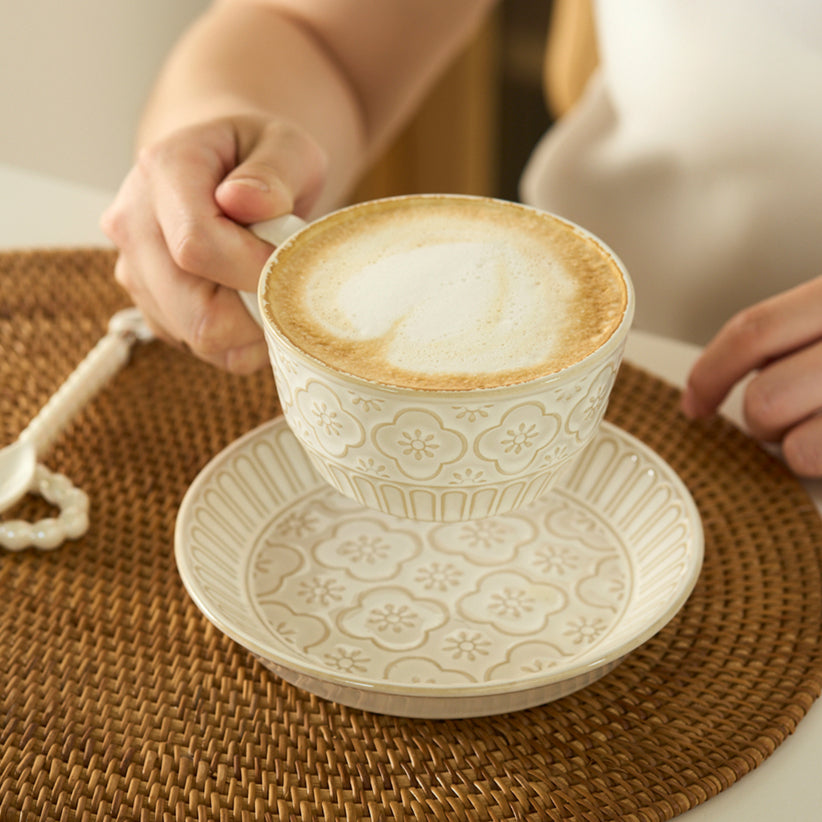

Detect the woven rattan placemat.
[{"left": 2, "top": 248, "right": 822, "bottom": 822}]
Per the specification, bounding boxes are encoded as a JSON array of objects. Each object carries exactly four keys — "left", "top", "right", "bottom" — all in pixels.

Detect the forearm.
[
  {"left": 137, "top": 1, "right": 367, "bottom": 211},
  {"left": 136, "top": 0, "right": 495, "bottom": 212}
]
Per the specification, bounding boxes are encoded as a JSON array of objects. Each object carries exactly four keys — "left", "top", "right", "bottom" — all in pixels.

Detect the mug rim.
[{"left": 257, "top": 193, "right": 635, "bottom": 397}]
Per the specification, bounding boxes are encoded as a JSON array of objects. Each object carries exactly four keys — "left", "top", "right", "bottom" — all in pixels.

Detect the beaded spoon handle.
[
  {"left": 0, "top": 307, "right": 153, "bottom": 550},
  {"left": 1, "top": 215, "right": 299, "bottom": 550}
]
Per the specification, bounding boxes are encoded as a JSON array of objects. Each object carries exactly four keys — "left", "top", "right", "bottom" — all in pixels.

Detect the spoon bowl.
[{"left": 0, "top": 307, "right": 152, "bottom": 516}]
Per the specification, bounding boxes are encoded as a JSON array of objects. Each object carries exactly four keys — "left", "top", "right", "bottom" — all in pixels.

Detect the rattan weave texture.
[{"left": 2, "top": 248, "right": 821, "bottom": 821}]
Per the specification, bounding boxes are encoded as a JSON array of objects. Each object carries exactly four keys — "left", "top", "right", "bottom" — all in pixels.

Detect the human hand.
[
  {"left": 101, "top": 114, "right": 327, "bottom": 373},
  {"left": 681, "top": 277, "right": 822, "bottom": 477}
]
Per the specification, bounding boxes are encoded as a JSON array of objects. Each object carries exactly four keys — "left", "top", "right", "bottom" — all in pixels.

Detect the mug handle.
[{"left": 240, "top": 214, "right": 309, "bottom": 326}]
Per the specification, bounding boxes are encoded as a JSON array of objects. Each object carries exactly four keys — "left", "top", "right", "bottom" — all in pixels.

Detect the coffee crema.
[{"left": 263, "top": 196, "right": 628, "bottom": 391}]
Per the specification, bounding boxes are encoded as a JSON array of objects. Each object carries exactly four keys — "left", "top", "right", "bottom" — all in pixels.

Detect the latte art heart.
[{"left": 265, "top": 196, "right": 627, "bottom": 390}]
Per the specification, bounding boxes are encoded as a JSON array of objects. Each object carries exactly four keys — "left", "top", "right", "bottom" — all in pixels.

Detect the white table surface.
[{"left": 2, "top": 161, "right": 820, "bottom": 820}]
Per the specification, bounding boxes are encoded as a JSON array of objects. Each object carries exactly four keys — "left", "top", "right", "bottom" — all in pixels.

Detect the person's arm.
[
  {"left": 102, "top": 0, "right": 495, "bottom": 372},
  {"left": 682, "top": 276, "right": 822, "bottom": 477}
]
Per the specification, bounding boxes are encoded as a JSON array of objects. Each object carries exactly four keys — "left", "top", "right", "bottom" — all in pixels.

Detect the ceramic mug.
[{"left": 244, "top": 195, "right": 634, "bottom": 522}]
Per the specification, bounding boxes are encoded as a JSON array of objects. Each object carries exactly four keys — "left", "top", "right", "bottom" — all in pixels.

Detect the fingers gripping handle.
[
  {"left": 251, "top": 213, "right": 308, "bottom": 247},
  {"left": 241, "top": 214, "right": 308, "bottom": 326}
]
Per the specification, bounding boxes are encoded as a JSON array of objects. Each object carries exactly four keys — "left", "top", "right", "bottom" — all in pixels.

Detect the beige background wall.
[
  {"left": 1, "top": 1, "right": 209, "bottom": 190},
  {"left": 1, "top": 2, "right": 552, "bottom": 203}
]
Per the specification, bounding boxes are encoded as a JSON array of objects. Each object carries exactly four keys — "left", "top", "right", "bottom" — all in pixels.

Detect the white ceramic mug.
[{"left": 245, "top": 195, "right": 634, "bottom": 522}]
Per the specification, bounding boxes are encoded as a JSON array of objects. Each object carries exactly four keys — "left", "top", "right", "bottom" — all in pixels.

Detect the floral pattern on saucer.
[
  {"left": 248, "top": 488, "right": 629, "bottom": 684},
  {"left": 175, "top": 418, "right": 703, "bottom": 717}
]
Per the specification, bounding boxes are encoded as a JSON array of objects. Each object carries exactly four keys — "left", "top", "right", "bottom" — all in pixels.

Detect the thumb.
[
  {"left": 215, "top": 119, "right": 327, "bottom": 225},
  {"left": 216, "top": 174, "right": 294, "bottom": 226}
]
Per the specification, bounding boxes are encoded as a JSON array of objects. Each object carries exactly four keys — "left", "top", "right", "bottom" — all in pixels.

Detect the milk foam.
[
  {"left": 310, "top": 239, "right": 573, "bottom": 375},
  {"left": 265, "top": 198, "right": 627, "bottom": 390}
]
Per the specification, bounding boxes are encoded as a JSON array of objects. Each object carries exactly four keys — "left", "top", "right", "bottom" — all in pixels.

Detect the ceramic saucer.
[{"left": 175, "top": 419, "right": 703, "bottom": 718}]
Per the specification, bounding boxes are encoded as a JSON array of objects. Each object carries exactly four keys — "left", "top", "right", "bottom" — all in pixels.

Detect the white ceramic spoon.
[
  {"left": 0, "top": 308, "right": 153, "bottom": 515},
  {"left": 0, "top": 215, "right": 304, "bottom": 511},
  {"left": 0, "top": 215, "right": 304, "bottom": 549}
]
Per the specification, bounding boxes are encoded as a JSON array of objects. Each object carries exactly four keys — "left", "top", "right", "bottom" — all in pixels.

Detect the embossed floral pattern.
[
  {"left": 459, "top": 519, "right": 512, "bottom": 550},
  {"left": 459, "top": 571, "right": 565, "bottom": 634},
  {"left": 269, "top": 348, "right": 298, "bottom": 408},
  {"left": 367, "top": 604, "right": 419, "bottom": 633},
  {"left": 339, "top": 534, "right": 391, "bottom": 564},
  {"left": 257, "top": 277, "right": 632, "bottom": 521},
  {"left": 278, "top": 509, "right": 320, "bottom": 538},
  {"left": 448, "top": 467, "right": 486, "bottom": 485},
  {"left": 298, "top": 576, "right": 344, "bottom": 606},
  {"left": 501, "top": 421, "right": 539, "bottom": 454},
  {"left": 399, "top": 429, "right": 439, "bottom": 461},
  {"left": 533, "top": 544, "right": 580, "bottom": 575},
  {"left": 354, "top": 457, "right": 389, "bottom": 477},
  {"left": 181, "top": 418, "right": 702, "bottom": 715},
  {"left": 567, "top": 365, "right": 618, "bottom": 443},
  {"left": 430, "top": 515, "right": 536, "bottom": 566},
  {"left": 373, "top": 409, "right": 466, "bottom": 481},
  {"left": 488, "top": 587, "right": 535, "bottom": 619},
  {"left": 383, "top": 658, "right": 475, "bottom": 685},
  {"left": 487, "top": 641, "right": 569, "bottom": 680},
  {"left": 270, "top": 621, "right": 297, "bottom": 645},
  {"left": 452, "top": 404, "right": 493, "bottom": 422},
  {"left": 563, "top": 616, "right": 609, "bottom": 645},
  {"left": 314, "top": 519, "right": 421, "bottom": 581},
  {"left": 414, "top": 562, "right": 463, "bottom": 591},
  {"left": 312, "top": 402, "right": 343, "bottom": 436},
  {"left": 545, "top": 501, "right": 617, "bottom": 551},
  {"left": 292, "top": 381, "right": 365, "bottom": 457},
  {"left": 347, "top": 392, "right": 383, "bottom": 412},
  {"left": 324, "top": 646, "right": 370, "bottom": 673},
  {"left": 475, "top": 403, "right": 561, "bottom": 475},
  {"left": 442, "top": 631, "right": 491, "bottom": 661},
  {"left": 338, "top": 587, "right": 447, "bottom": 651}
]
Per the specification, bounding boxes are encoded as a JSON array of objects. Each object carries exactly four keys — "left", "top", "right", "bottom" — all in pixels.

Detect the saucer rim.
[{"left": 175, "top": 417, "right": 704, "bottom": 712}]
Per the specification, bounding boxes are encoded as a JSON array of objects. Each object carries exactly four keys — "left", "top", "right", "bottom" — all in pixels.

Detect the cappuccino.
[{"left": 263, "top": 196, "right": 628, "bottom": 391}]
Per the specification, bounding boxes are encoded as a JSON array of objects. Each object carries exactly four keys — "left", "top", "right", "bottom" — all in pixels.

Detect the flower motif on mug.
[
  {"left": 501, "top": 422, "right": 539, "bottom": 455},
  {"left": 355, "top": 457, "right": 390, "bottom": 477},
  {"left": 373, "top": 409, "right": 466, "bottom": 481},
  {"left": 544, "top": 442, "right": 570, "bottom": 464},
  {"left": 293, "top": 381, "right": 366, "bottom": 457},
  {"left": 276, "top": 349, "right": 300, "bottom": 377},
  {"left": 348, "top": 391, "right": 384, "bottom": 413},
  {"left": 399, "top": 429, "right": 439, "bottom": 461},
  {"left": 567, "top": 365, "right": 617, "bottom": 443},
  {"left": 452, "top": 404, "right": 494, "bottom": 422},
  {"left": 270, "top": 349, "right": 300, "bottom": 407},
  {"left": 552, "top": 381, "right": 585, "bottom": 404},
  {"left": 313, "top": 403, "right": 343, "bottom": 436},
  {"left": 475, "top": 403, "right": 560, "bottom": 475},
  {"left": 270, "top": 368, "right": 293, "bottom": 411},
  {"left": 448, "top": 467, "right": 486, "bottom": 486}
]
